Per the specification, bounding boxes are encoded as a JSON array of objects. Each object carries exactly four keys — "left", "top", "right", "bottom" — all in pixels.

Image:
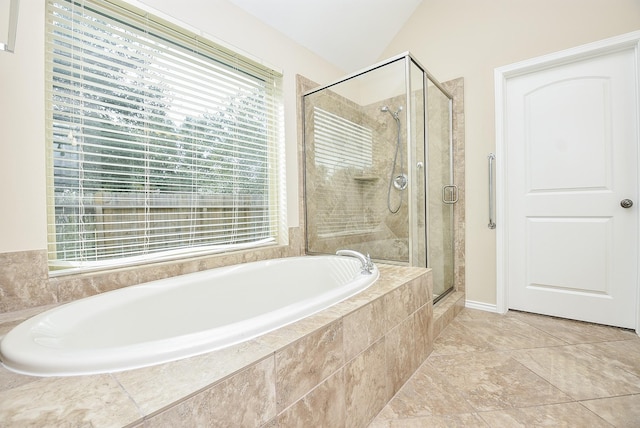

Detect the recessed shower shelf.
[{"left": 353, "top": 176, "right": 379, "bottom": 183}]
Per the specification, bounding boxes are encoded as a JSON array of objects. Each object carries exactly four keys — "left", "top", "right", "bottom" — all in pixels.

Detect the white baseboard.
[{"left": 465, "top": 300, "right": 498, "bottom": 313}]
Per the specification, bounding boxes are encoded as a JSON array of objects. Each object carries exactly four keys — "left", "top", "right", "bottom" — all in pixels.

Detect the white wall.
[
  {"left": 381, "top": 0, "right": 640, "bottom": 306},
  {"left": 0, "top": 0, "right": 46, "bottom": 253},
  {"left": 0, "top": 0, "right": 343, "bottom": 254}
]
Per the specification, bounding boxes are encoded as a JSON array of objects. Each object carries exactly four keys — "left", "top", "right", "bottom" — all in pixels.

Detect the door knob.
[{"left": 620, "top": 199, "right": 634, "bottom": 208}]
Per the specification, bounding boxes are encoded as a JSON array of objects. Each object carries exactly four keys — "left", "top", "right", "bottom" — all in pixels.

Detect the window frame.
[{"left": 45, "top": 0, "right": 286, "bottom": 274}]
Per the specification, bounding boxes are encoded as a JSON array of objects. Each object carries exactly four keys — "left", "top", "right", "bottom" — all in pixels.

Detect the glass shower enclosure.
[{"left": 303, "top": 53, "right": 456, "bottom": 300}]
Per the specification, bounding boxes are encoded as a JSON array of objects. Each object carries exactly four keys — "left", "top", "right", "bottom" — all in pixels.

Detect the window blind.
[{"left": 45, "top": 0, "right": 285, "bottom": 271}]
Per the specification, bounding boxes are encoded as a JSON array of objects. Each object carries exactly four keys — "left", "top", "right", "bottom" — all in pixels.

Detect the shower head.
[{"left": 381, "top": 105, "right": 402, "bottom": 120}]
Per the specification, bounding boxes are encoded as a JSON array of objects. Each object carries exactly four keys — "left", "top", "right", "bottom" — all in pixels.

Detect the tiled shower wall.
[
  {"left": 303, "top": 88, "right": 411, "bottom": 263},
  {"left": 300, "top": 74, "right": 466, "bottom": 295}
]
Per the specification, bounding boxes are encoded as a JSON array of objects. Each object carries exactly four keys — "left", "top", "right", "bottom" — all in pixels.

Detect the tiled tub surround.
[
  {"left": 0, "top": 227, "right": 304, "bottom": 314},
  {"left": 0, "top": 264, "right": 434, "bottom": 427}
]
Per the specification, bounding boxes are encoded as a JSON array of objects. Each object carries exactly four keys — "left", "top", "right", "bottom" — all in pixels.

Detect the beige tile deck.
[{"left": 370, "top": 308, "right": 640, "bottom": 427}]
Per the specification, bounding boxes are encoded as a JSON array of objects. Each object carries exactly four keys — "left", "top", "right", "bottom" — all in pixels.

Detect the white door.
[{"left": 501, "top": 42, "right": 639, "bottom": 328}]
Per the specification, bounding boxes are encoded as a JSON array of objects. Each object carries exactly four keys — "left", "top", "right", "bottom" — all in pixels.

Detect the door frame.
[{"left": 494, "top": 31, "right": 640, "bottom": 334}]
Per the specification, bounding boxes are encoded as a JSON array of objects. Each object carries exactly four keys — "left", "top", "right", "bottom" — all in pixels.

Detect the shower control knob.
[{"left": 621, "top": 199, "right": 634, "bottom": 208}]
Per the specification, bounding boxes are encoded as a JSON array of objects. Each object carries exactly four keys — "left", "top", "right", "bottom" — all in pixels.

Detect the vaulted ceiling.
[{"left": 227, "top": 0, "right": 424, "bottom": 73}]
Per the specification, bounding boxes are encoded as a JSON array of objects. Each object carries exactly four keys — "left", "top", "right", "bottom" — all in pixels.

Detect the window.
[{"left": 46, "top": 0, "right": 285, "bottom": 272}]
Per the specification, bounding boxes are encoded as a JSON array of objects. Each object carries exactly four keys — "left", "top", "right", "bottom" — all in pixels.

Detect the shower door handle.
[
  {"left": 488, "top": 153, "right": 496, "bottom": 229},
  {"left": 442, "top": 185, "right": 458, "bottom": 204}
]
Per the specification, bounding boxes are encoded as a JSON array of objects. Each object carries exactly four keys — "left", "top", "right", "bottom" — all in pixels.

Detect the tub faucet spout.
[{"left": 336, "top": 249, "right": 373, "bottom": 275}]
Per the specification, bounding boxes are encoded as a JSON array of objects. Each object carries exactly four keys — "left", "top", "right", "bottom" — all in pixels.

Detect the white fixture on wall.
[{"left": 0, "top": 0, "right": 18, "bottom": 52}]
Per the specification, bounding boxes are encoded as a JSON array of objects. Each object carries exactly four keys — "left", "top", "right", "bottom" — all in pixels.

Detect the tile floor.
[{"left": 369, "top": 308, "right": 640, "bottom": 427}]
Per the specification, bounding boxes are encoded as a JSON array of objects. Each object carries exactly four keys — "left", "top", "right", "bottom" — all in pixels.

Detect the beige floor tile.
[
  {"left": 433, "top": 308, "right": 566, "bottom": 356},
  {"left": 427, "top": 351, "right": 572, "bottom": 411},
  {"left": 507, "top": 310, "right": 636, "bottom": 344},
  {"left": 431, "top": 320, "right": 496, "bottom": 356},
  {"left": 576, "top": 339, "right": 640, "bottom": 377},
  {"left": 581, "top": 394, "right": 640, "bottom": 427},
  {"left": 368, "top": 309, "right": 640, "bottom": 427},
  {"left": 478, "top": 402, "right": 611, "bottom": 427},
  {"left": 369, "top": 412, "right": 488, "bottom": 427},
  {"left": 510, "top": 345, "right": 640, "bottom": 400},
  {"left": 376, "top": 362, "right": 475, "bottom": 420},
  {"left": 453, "top": 314, "right": 567, "bottom": 351}
]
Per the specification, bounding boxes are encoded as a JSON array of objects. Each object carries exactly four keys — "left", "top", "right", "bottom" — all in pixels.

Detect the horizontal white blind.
[
  {"left": 312, "top": 107, "right": 377, "bottom": 236},
  {"left": 45, "top": 0, "right": 284, "bottom": 271}
]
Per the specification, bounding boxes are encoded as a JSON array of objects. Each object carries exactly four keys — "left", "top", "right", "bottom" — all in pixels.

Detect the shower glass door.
[{"left": 426, "top": 78, "right": 455, "bottom": 300}]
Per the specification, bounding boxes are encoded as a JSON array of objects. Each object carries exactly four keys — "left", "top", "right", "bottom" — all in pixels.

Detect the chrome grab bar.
[{"left": 488, "top": 153, "right": 496, "bottom": 229}]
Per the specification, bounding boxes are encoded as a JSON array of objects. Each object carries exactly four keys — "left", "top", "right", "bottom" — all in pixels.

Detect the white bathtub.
[{"left": 0, "top": 255, "right": 378, "bottom": 377}]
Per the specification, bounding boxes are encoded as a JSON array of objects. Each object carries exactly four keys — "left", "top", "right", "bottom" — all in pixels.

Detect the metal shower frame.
[{"left": 302, "top": 52, "right": 454, "bottom": 272}]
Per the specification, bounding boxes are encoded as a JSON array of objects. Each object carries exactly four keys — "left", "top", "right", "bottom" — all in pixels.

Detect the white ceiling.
[{"left": 227, "top": 0, "right": 424, "bottom": 73}]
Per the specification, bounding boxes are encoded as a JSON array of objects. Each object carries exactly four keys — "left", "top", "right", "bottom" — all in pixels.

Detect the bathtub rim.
[{"left": 0, "top": 255, "right": 379, "bottom": 377}]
